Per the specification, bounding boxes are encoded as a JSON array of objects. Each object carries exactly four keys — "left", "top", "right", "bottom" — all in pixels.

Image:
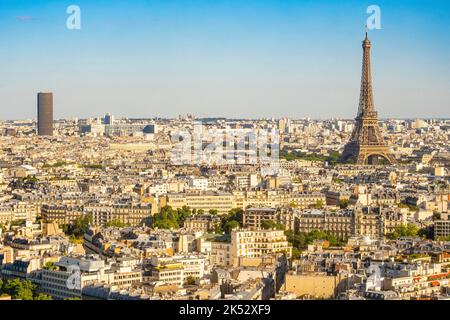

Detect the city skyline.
[
  {"left": 1, "top": 0, "right": 449, "bottom": 120},
  {"left": 1, "top": 0, "right": 450, "bottom": 307}
]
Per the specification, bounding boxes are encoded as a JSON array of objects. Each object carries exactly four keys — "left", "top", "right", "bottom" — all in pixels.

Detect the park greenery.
[
  {"left": 62, "top": 215, "right": 92, "bottom": 239},
  {"left": 185, "top": 276, "right": 196, "bottom": 286},
  {"left": 216, "top": 208, "right": 244, "bottom": 234},
  {"left": 398, "top": 202, "right": 419, "bottom": 212},
  {"left": 0, "top": 278, "right": 52, "bottom": 300},
  {"left": 339, "top": 199, "right": 349, "bottom": 209},
  {"left": 81, "top": 164, "right": 103, "bottom": 170},
  {"left": 389, "top": 224, "right": 419, "bottom": 239},
  {"left": 105, "top": 219, "right": 130, "bottom": 228},
  {"left": 43, "top": 262, "right": 57, "bottom": 271},
  {"left": 152, "top": 206, "right": 247, "bottom": 235},
  {"left": 261, "top": 219, "right": 285, "bottom": 230},
  {"left": 312, "top": 200, "right": 324, "bottom": 209},
  {"left": 284, "top": 229, "right": 346, "bottom": 257},
  {"left": 42, "top": 161, "right": 71, "bottom": 168},
  {"left": 152, "top": 206, "right": 192, "bottom": 229},
  {"left": 280, "top": 151, "right": 341, "bottom": 165}
]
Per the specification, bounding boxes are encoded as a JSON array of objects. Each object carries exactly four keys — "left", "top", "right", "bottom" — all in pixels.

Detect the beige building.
[
  {"left": 283, "top": 273, "right": 348, "bottom": 299},
  {"left": 41, "top": 204, "right": 83, "bottom": 224},
  {"left": 230, "top": 229, "right": 292, "bottom": 267},
  {"left": 184, "top": 214, "right": 221, "bottom": 233},
  {"left": 166, "top": 192, "right": 235, "bottom": 215},
  {"left": 84, "top": 203, "right": 152, "bottom": 226},
  {"left": 243, "top": 207, "right": 296, "bottom": 231},
  {"left": 297, "top": 210, "right": 354, "bottom": 240}
]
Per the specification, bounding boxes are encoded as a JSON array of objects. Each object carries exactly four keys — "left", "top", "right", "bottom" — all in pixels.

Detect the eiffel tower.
[{"left": 341, "top": 31, "right": 396, "bottom": 165}]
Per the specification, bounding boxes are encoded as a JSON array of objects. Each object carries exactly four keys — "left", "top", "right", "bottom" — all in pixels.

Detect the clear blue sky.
[{"left": 0, "top": 0, "right": 449, "bottom": 119}]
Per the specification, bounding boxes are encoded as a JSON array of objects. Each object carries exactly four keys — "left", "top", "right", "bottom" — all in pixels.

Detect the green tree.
[
  {"left": 325, "top": 152, "right": 342, "bottom": 166},
  {"left": 10, "top": 219, "right": 26, "bottom": 227},
  {"left": 261, "top": 219, "right": 285, "bottom": 230},
  {"left": 291, "top": 247, "right": 302, "bottom": 260},
  {"left": 390, "top": 224, "right": 419, "bottom": 239},
  {"left": 224, "top": 220, "right": 240, "bottom": 234},
  {"left": 176, "top": 206, "right": 192, "bottom": 226},
  {"left": 433, "top": 212, "right": 441, "bottom": 221},
  {"left": 63, "top": 215, "right": 92, "bottom": 238},
  {"left": 105, "top": 219, "right": 129, "bottom": 228},
  {"left": 4, "top": 279, "right": 35, "bottom": 300},
  {"left": 313, "top": 200, "right": 324, "bottom": 209},
  {"left": 152, "top": 206, "right": 193, "bottom": 229},
  {"left": 34, "top": 293, "right": 52, "bottom": 300},
  {"left": 213, "top": 223, "right": 223, "bottom": 234},
  {"left": 227, "top": 208, "right": 244, "bottom": 223},
  {"left": 339, "top": 199, "right": 349, "bottom": 209},
  {"left": 185, "top": 276, "right": 196, "bottom": 286},
  {"left": 418, "top": 226, "right": 434, "bottom": 239},
  {"left": 216, "top": 208, "right": 244, "bottom": 234},
  {"left": 43, "top": 262, "right": 57, "bottom": 271}
]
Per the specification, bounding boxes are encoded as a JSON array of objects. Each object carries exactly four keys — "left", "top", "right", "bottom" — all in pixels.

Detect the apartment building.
[
  {"left": 40, "top": 255, "right": 142, "bottom": 299},
  {"left": 210, "top": 242, "right": 232, "bottom": 266},
  {"left": 40, "top": 204, "right": 83, "bottom": 224},
  {"left": 435, "top": 220, "right": 450, "bottom": 239},
  {"left": 149, "top": 254, "right": 206, "bottom": 286},
  {"left": 230, "top": 229, "right": 292, "bottom": 267},
  {"left": 166, "top": 192, "right": 235, "bottom": 215},
  {"left": 183, "top": 214, "right": 221, "bottom": 233},
  {"left": 243, "top": 207, "right": 296, "bottom": 231},
  {"left": 84, "top": 203, "right": 152, "bottom": 226},
  {"left": 297, "top": 210, "right": 354, "bottom": 240},
  {"left": 234, "top": 190, "right": 326, "bottom": 210}
]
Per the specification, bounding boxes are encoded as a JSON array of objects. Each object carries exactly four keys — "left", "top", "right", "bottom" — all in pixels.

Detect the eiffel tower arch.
[{"left": 341, "top": 32, "right": 396, "bottom": 165}]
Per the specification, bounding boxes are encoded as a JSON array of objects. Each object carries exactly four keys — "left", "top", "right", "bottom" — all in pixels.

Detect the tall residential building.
[
  {"left": 230, "top": 229, "right": 292, "bottom": 266},
  {"left": 37, "top": 92, "right": 53, "bottom": 136}
]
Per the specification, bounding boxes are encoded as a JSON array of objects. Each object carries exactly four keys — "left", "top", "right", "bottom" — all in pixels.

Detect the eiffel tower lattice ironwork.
[{"left": 341, "top": 32, "right": 396, "bottom": 165}]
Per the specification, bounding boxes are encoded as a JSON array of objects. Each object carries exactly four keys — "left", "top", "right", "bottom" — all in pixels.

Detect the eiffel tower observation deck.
[{"left": 341, "top": 32, "right": 396, "bottom": 165}]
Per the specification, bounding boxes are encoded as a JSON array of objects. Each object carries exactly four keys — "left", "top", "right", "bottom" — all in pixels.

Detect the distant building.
[
  {"left": 104, "top": 113, "right": 114, "bottom": 125},
  {"left": 230, "top": 229, "right": 292, "bottom": 266},
  {"left": 435, "top": 167, "right": 446, "bottom": 177},
  {"left": 184, "top": 214, "right": 221, "bottom": 233},
  {"left": 435, "top": 220, "right": 450, "bottom": 239},
  {"left": 143, "top": 124, "right": 157, "bottom": 134},
  {"left": 37, "top": 92, "right": 53, "bottom": 136}
]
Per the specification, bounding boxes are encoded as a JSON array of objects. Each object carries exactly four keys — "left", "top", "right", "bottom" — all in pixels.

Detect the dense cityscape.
[
  {"left": 0, "top": 35, "right": 449, "bottom": 302},
  {"left": 1, "top": 0, "right": 450, "bottom": 307}
]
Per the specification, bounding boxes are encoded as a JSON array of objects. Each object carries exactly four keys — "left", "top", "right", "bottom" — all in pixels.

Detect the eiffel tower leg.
[
  {"left": 356, "top": 154, "right": 367, "bottom": 165},
  {"left": 385, "top": 153, "right": 396, "bottom": 164}
]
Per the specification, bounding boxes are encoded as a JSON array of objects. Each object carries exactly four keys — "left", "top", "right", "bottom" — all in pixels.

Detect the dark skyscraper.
[{"left": 37, "top": 92, "right": 53, "bottom": 136}]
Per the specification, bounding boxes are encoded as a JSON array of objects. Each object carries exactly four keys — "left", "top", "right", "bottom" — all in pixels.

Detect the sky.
[{"left": 0, "top": 0, "right": 449, "bottom": 120}]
